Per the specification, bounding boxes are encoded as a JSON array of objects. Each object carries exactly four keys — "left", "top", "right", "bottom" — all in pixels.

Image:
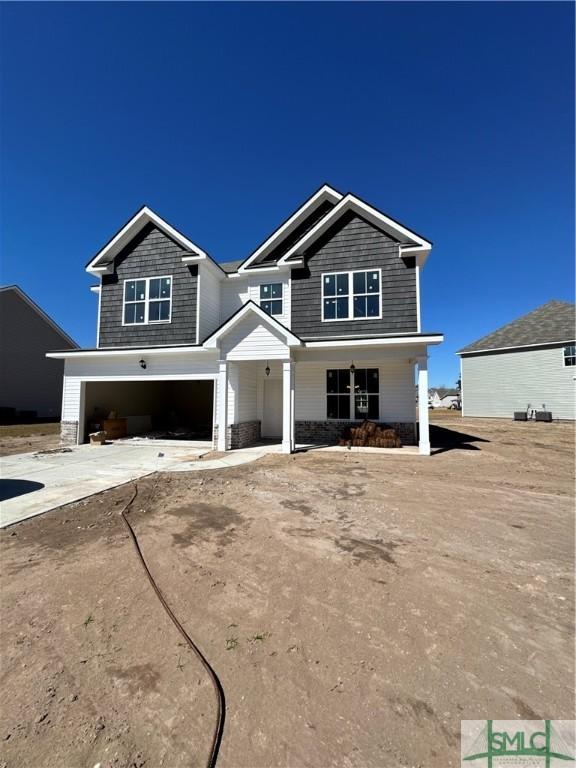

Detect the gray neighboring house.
[
  {"left": 458, "top": 300, "right": 576, "bottom": 420},
  {"left": 0, "top": 286, "right": 78, "bottom": 421}
]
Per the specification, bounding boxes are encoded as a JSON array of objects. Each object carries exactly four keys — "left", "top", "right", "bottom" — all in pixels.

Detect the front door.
[{"left": 262, "top": 379, "right": 283, "bottom": 438}]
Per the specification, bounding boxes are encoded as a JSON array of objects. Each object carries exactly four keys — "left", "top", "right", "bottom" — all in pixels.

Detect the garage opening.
[{"left": 82, "top": 380, "right": 214, "bottom": 443}]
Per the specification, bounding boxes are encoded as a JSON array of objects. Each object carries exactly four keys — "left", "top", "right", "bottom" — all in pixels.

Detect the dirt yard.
[
  {"left": 1, "top": 413, "right": 574, "bottom": 768},
  {"left": 0, "top": 424, "right": 60, "bottom": 457}
]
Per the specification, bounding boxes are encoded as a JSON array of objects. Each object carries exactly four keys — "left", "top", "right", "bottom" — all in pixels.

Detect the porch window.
[
  {"left": 326, "top": 368, "right": 379, "bottom": 420},
  {"left": 123, "top": 276, "right": 172, "bottom": 325},
  {"left": 322, "top": 270, "right": 381, "bottom": 321},
  {"left": 260, "top": 283, "right": 283, "bottom": 316},
  {"left": 564, "top": 345, "right": 576, "bottom": 366}
]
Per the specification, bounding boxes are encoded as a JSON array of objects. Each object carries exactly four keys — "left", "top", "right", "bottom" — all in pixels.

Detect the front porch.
[{"left": 213, "top": 353, "right": 432, "bottom": 456}]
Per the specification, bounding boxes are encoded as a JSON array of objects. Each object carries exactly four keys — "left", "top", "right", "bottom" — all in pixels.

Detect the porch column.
[
  {"left": 282, "top": 360, "right": 295, "bottom": 454},
  {"left": 217, "top": 360, "right": 228, "bottom": 451},
  {"left": 417, "top": 356, "right": 430, "bottom": 455}
]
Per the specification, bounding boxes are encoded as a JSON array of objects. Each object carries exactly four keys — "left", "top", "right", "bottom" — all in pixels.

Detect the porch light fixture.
[
  {"left": 139, "top": 359, "right": 147, "bottom": 370},
  {"left": 265, "top": 362, "right": 271, "bottom": 377},
  {"left": 349, "top": 362, "right": 356, "bottom": 373}
]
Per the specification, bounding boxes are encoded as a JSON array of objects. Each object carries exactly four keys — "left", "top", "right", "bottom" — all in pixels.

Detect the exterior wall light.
[
  {"left": 350, "top": 362, "right": 355, "bottom": 373},
  {"left": 265, "top": 362, "right": 271, "bottom": 377},
  {"left": 139, "top": 359, "right": 147, "bottom": 369}
]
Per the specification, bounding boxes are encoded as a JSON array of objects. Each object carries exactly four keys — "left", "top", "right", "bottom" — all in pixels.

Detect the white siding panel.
[
  {"left": 461, "top": 346, "right": 576, "bottom": 420},
  {"left": 235, "top": 363, "right": 258, "bottom": 422},
  {"left": 221, "top": 275, "right": 291, "bottom": 327},
  {"left": 221, "top": 315, "right": 289, "bottom": 361},
  {"left": 198, "top": 267, "right": 222, "bottom": 341},
  {"left": 295, "top": 359, "right": 415, "bottom": 422},
  {"left": 65, "top": 352, "right": 219, "bottom": 379},
  {"left": 61, "top": 373, "right": 82, "bottom": 421}
]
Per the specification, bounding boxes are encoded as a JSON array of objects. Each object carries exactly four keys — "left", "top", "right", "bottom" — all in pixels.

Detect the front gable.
[
  {"left": 220, "top": 314, "right": 292, "bottom": 360},
  {"left": 98, "top": 224, "right": 199, "bottom": 348},
  {"left": 290, "top": 212, "right": 418, "bottom": 339}
]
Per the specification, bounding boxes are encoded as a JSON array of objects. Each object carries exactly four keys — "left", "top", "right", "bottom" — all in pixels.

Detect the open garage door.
[{"left": 82, "top": 379, "right": 214, "bottom": 444}]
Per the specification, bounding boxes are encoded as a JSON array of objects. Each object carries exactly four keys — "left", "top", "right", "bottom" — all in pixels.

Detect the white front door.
[{"left": 262, "top": 379, "right": 283, "bottom": 438}]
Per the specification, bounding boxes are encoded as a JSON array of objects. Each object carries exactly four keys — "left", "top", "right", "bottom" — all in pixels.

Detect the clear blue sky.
[{"left": 1, "top": 2, "right": 574, "bottom": 387}]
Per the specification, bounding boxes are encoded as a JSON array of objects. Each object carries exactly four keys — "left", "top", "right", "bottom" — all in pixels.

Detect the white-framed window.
[
  {"left": 564, "top": 345, "right": 576, "bottom": 366},
  {"left": 326, "top": 368, "right": 380, "bottom": 420},
  {"left": 123, "top": 276, "right": 172, "bottom": 325},
  {"left": 322, "top": 269, "right": 381, "bottom": 321},
  {"left": 260, "top": 282, "right": 283, "bottom": 316}
]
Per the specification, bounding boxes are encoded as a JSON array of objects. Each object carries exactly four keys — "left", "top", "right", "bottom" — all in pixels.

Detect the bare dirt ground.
[
  {"left": 1, "top": 413, "right": 574, "bottom": 768},
  {"left": 0, "top": 424, "right": 60, "bottom": 457}
]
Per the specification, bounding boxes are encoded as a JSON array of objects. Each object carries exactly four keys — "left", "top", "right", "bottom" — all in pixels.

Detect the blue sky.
[{"left": 1, "top": 1, "right": 573, "bottom": 387}]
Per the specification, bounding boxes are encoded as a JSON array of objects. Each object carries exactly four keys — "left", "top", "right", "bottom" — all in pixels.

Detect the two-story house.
[{"left": 48, "top": 185, "right": 443, "bottom": 454}]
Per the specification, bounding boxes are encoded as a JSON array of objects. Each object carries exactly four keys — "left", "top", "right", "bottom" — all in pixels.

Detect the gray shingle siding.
[
  {"left": 290, "top": 213, "right": 417, "bottom": 338},
  {"left": 98, "top": 224, "right": 197, "bottom": 347}
]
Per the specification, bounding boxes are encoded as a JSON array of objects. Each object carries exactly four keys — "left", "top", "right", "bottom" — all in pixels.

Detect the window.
[
  {"left": 123, "top": 276, "right": 172, "bottom": 325},
  {"left": 322, "top": 270, "right": 381, "bottom": 321},
  {"left": 260, "top": 283, "right": 283, "bottom": 316},
  {"left": 564, "top": 345, "right": 576, "bottom": 366},
  {"left": 326, "top": 368, "right": 379, "bottom": 420}
]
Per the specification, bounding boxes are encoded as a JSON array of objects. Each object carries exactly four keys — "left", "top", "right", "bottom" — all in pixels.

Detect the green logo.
[{"left": 462, "top": 720, "right": 575, "bottom": 768}]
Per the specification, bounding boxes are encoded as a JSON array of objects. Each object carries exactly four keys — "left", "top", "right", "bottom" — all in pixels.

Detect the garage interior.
[{"left": 83, "top": 380, "right": 214, "bottom": 443}]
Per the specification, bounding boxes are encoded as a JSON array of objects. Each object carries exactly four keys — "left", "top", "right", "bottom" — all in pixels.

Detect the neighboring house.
[
  {"left": 458, "top": 300, "right": 576, "bottom": 420},
  {"left": 47, "top": 185, "right": 443, "bottom": 454},
  {"left": 429, "top": 388, "right": 460, "bottom": 409},
  {"left": 0, "top": 285, "right": 78, "bottom": 421}
]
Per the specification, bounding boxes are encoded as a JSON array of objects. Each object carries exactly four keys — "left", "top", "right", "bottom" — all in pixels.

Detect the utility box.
[
  {"left": 514, "top": 412, "right": 528, "bottom": 421},
  {"left": 535, "top": 411, "right": 552, "bottom": 422}
]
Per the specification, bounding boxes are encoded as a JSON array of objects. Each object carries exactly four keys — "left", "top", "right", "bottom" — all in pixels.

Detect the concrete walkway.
[{"left": 0, "top": 442, "right": 281, "bottom": 528}]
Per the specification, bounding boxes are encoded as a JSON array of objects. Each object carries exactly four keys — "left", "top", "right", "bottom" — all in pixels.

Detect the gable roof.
[
  {"left": 85, "top": 205, "right": 221, "bottom": 276},
  {"left": 238, "top": 184, "right": 343, "bottom": 272},
  {"left": 0, "top": 285, "right": 78, "bottom": 348},
  {"left": 203, "top": 300, "right": 302, "bottom": 348},
  {"left": 218, "top": 259, "right": 244, "bottom": 274},
  {"left": 458, "top": 300, "right": 576, "bottom": 355},
  {"left": 278, "top": 193, "right": 433, "bottom": 266}
]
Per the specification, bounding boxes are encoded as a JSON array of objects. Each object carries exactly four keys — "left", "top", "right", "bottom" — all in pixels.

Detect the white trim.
[
  {"left": 90, "top": 285, "right": 101, "bottom": 294},
  {"left": 415, "top": 264, "right": 421, "bottom": 333},
  {"left": 74, "top": 373, "right": 217, "bottom": 382},
  {"left": 0, "top": 285, "right": 78, "bottom": 348},
  {"left": 239, "top": 185, "right": 343, "bottom": 272},
  {"left": 458, "top": 339, "right": 576, "bottom": 356},
  {"left": 47, "top": 346, "right": 209, "bottom": 359},
  {"left": 278, "top": 194, "right": 433, "bottom": 265},
  {"left": 304, "top": 335, "right": 443, "bottom": 348},
  {"left": 86, "top": 206, "right": 211, "bottom": 274},
  {"left": 226, "top": 264, "right": 296, "bottom": 278},
  {"left": 95, "top": 280, "right": 102, "bottom": 347},
  {"left": 196, "top": 270, "right": 201, "bottom": 344},
  {"left": 203, "top": 302, "right": 302, "bottom": 349},
  {"left": 320, "top": 269, "right": 382, "bottom": 322},
  {"left": 121, "top": 275, "right": 172, "bottom": 326},
  {"left": 217, "top": 361, "right": 228, "bottom": 450}
]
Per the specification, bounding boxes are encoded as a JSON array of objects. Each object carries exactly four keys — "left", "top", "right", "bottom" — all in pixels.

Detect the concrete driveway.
[{"left": 0, "top": 441, "right": 284, "bottom": 528}]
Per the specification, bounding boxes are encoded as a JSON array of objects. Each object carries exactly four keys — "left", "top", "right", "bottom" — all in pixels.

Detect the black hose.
[{"left": 119, "top": 483, "right": 226, "bottom": 768}]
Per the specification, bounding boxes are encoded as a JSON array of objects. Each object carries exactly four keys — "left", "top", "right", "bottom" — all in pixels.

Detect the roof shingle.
[{"left": 458, "top": 300, "right": 575, "bottom": 354}]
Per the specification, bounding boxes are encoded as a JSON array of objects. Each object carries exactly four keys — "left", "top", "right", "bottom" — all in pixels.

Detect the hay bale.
[{"left": 338, "top": 420, "right": 402, "bottom": 449}]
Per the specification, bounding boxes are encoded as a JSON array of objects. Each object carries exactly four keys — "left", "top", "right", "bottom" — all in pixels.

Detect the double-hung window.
[
  {"left": 260, "top": 283, "right": 283, "bottom": 316},
  {"left": 322, "top": 269, "right": 381, "bottom": 321},
  {"left": 123, "top": 276, "right": 172, "bottom": 325},
  {"left": 564, "top": 345, "right": 576, "bottom": 366},
  {"left": 326, "top": 368, "right": 380, "bottom": 420}
]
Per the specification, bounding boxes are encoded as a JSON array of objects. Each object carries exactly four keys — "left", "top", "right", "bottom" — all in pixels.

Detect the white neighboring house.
[
  {"left": 458, "top": 300, "right": 576, "bottom": 420},
  {"left": 47, "top": 185, "right": 444, "bottom": 454},
  {"left": 429, "top": 389, "right": 460, "bottom": 409}
]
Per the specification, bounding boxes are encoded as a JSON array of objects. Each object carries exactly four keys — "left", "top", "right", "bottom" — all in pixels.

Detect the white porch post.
[
  {"left": 417, "top": 356, "right": 430, "bottom": 455},
  {"left": 217, "top": 360, "right": 228, "bottom": 451},
  {"left": 282, "top": 360, "right": 295, "bottom": 454}
]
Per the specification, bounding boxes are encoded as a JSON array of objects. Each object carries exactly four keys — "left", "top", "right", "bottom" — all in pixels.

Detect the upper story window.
[
  {"left": 260, "top": 283, "right": 283, "bottom": 316},
  {"left": 564, "top": 345, "right": 576, "bottom": 366},
  {"left": 123, "top": 276, "right": 172, "bottom": 325},
  {"left": 322, "top": 269, "right": 381, "bottom": 321}
]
